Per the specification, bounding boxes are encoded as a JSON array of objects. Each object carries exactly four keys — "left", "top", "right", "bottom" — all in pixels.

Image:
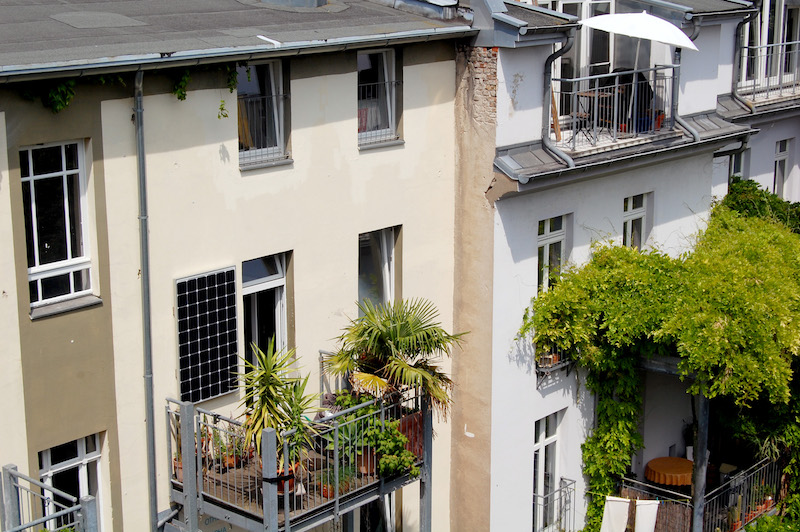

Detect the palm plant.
[{"left": 324, "top": 298, "right": 464, "bottom": 418}]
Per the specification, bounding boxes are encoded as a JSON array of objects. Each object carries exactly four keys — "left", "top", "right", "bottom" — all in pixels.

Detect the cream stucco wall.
[
  {"left": 489, "top": 151, "right": 715, "bottom": 530},
  {"left": 102, "top": 47, "right": 456, "bottom": 531},
  {"left": 0, "top": 111, "right": 29, "bottom": 468}
]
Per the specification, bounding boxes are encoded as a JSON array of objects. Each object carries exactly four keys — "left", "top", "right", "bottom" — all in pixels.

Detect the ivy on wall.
[{"left": 521, "top": 194, "right": 800, "bottom": 531}]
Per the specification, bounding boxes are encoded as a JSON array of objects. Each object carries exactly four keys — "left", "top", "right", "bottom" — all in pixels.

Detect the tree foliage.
[{"left": 523, "top": 201, "right": 800, "bottom": 531}]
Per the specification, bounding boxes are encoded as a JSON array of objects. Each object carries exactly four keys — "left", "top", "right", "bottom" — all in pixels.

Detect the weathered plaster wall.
[
  {"left": 496, "top": 46, "right": 548, "bottom": 147},
  {"left": 451, "top": 44, "right": 499, "bottom": 532},
  {"left": 741, "top": 114, "right": 800, "bottom": 202}
]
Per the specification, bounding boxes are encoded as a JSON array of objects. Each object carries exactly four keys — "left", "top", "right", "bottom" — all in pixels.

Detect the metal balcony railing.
[
  {"left": 703, "top": 458, "right": 781, "bottom": 532},
  {"left": 533, "top": 478, "right": 576, "bottom": 532},
  {"left": 620, "top": 458, "right": 782, "bottom": 532},
  {"left": 738, "top": 41, "right": 800, "bottom": 102},
  {"left": 167, "top": 387, "right": 429, "bottom": 531},
  {"left": 357, "top": 81, "right": 401, "bottom": 146},
  {"left": 0, "top": 464, "right": 98, "bottom": 532},
  {"left": 551, "top": 66, "right": 676, "bottom": 152},
  {"left": 238, "top": 93, "right": 288, "bottom": 167}
]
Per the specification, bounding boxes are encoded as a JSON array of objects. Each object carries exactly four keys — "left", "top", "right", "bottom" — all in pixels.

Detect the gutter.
[
  {"left": 134, "top": 71, "right": 159, "bottom": 532},
  {"left": 541, "top": 29, "right": 576, "bottom": 169},
  {"left": 511, "top": 129, "right": 752, "bottom": 186},
  {"left": 731, "top": 3, "right": 761, "bottom": 114},
  {"left": 0, "top": 26, "right": 475, "bottom": 83}
]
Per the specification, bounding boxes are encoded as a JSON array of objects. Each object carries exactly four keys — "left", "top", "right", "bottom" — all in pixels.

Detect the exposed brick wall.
[{"left": 458, "top": 45, "right": 498, "bottom": 126}]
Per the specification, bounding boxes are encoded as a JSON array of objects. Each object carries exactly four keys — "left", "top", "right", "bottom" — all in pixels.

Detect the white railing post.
[
  {"left": 1, "top": 465, "right": 21, "bottom": 530},
  {"left": 263, "top": 428, "right": 279, "bottom": 532},
  {"left": 179, "top": 402, "right": 198, "bottom": 532}
]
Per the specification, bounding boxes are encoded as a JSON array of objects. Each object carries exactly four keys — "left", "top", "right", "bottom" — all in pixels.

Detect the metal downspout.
[
  {"left": 672, "top": 48, "right": 701, "bottom": 142},
  {"left": 134, "top": 70, "right": 159, "bottom": 532},
  {"left": 731, "top": 4, "right": 760, "bottom": 113},
  {"left": 542, "top": 29, "right": 576, "bottom": 168}
]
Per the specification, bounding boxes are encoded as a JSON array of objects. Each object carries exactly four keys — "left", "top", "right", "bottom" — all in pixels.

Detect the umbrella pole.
[{"left": 627, "top": 38, "right": 642, "bottom": 126}]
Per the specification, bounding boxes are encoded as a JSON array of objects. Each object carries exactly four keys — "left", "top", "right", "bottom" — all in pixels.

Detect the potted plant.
[
  {"left": 323, "top": 298, "right": 465, "bottom": 419},
  {"left": 373, "top": 420, "right": 419, "bottom": 479},
  {"left": 316, "top": 464, "right": 358, "bottom": 498}
]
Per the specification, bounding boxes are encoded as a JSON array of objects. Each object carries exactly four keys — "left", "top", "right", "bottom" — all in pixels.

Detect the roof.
[
  {"left": 717, "top": 93, "right": 800, "bottom": 120},
  {"left": 669, "top": 0, "right": 753, "bottom": 14},
  {"left": 502, "top": 2, "right": 574, "bottom": 29},
  {"left": 0, "top": 0, "right": 474, "bottom": 80}
]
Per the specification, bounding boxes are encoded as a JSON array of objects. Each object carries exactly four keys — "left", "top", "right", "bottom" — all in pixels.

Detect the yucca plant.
[
  {"left": 239, "top": 339, "right": 317, "bottom": 460},
  {"left": 324, "top": 298, "right": 464, "bottom": 418}
]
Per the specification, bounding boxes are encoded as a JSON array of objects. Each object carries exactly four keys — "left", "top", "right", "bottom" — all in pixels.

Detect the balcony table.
[{"left": 645, "top": 456, "right": 693, "bottom": 486}]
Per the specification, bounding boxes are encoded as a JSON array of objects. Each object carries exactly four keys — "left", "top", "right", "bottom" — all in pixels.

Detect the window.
[
  {"left": 20, "top": 141, "right": 92, "bottom": 307},
  {"left": 731, "top": 148, "right": 750, "bottom": 179},
  {"left": 358, "top": 227, "right": 396, "bottom": 307},
  {"left": 774, "top": 139, "right": 792, "bottom": 198},
  {"left": 623, "top": 193, "right": 649, "bottom": 249},
  {"left": 176, "top": 268, "right": 238, "bottom": 403},
  {"left": 243, "top": 253, "right": 289, "bottom": 364},
  {"left": 357, "top": 50, "right": 400, "bottom": 146},
  {"left": 533, "top": 411, "right": 560, "bottom": 531},
  {"left": 39, "top": 434, "right": 101, "bottom": 530},
  {"left": 238, "top": 62, "right": 287, "bottom": 167},
  {"left": 537, "top": 215, "right": 569, "bottom": 292}
]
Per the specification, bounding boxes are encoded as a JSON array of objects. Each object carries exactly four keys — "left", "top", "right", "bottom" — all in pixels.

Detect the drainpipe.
[
  {"left": 731, "top": 4, "right": 760, "bottom": 113},
  {"left": 134, "top": 70, "right": 159, "bottom": 532},
  {"left": 542, "top": 29, "right": 576, "bottom": 169},
  {"left": 672, "top": 47, "right": 701, "bottom": 142}
]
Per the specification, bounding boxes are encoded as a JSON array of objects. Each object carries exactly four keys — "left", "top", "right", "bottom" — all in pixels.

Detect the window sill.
[
  {"left": 358, "top": 139, "right": 405, "bottom": 151},
  {"left": 239, "top": 156, "right": 293, "bottom": 172},
  {"left": 30, "top": 294, "right": 103, "bottom": 320}
]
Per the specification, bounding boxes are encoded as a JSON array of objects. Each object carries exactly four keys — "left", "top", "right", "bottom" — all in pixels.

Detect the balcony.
[
  {"left": 620, "top": 458, "right": 781, "bottom": 531},
  {"left": 0, "top": 465, "right": 98, "bottom": 532},
  {"left": 533, "top": 478, "right": 576, "bottom": 532},
  {"left": 738, "top": 41, "right": 800, "bottom": 103},
  {"left": 551, "top": 66, "right": 679, "bottom": 154},
  {"left": 166, "top": 387, "right": 430, "bottom": 531}
]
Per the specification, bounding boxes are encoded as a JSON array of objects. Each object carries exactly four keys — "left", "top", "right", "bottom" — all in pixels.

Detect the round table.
[{"left": 645, "top": 457, "right": 693, "bottom": 486}]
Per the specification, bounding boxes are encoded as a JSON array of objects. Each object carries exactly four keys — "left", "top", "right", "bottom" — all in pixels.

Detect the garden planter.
[
  {"left": 173, "top": 458, "right": 184, "bottom": 483},
  {"left": 398, "top": 411, "right": 423, "bottom": 457},
  {"left": 357, "top": 449, "right": 377, "bottom": 476}
]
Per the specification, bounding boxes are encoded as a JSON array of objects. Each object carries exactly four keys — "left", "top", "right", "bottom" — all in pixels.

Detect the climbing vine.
[{"left": 522, "top": 201, "right": 800, "bottom": 531}]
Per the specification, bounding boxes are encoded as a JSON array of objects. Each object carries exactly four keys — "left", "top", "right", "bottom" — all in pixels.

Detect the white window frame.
[
  {"left": 39, "top": 434, "right": 102, "bottom": 531},
  {"left": 242, "top": 253, "right": 288, "bottom": 356},
  {"left": 533, "top": 411, "right": 561, "bottom": 532},
  {"left": 357, "top": 50, "right": 397, "bottom": 146},
  {"left": 774, "top": 138, "right": 792, "bottom": 198},
  {"left": 237, "top": 61, "right": 286, "bottom": 166},
  {"left": 537, "top": 215, "right": 570, "bottom": 293},
  {"left": 622, "top": 193, "right": 650, "bottom": 249},
  {"left": 21, "top": 141, "right": 92, "bottom": 307}
]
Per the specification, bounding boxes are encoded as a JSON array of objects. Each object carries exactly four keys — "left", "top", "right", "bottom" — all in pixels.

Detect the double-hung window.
[
  {"left": 774, "top": 139, "right": 792, "bottom": 198},
  {"left": 39, "top": 434, "right": 102, "bottom": 530},
  {"left": 533, "top": 411, "right": 561, "bottom": 531},
  {"left": 357, "top": 50, "right": 400, "bottom": 146},
  {"left": 537, "top": 215, "right": 568, "bottom": 292},
  {"left": 21, "top": 141, "right": 92, "bottom": 307},
  {"left": 238, "top": 62, "right": 287, "bottom": 167},
  {"left": 623, "top": 193, "right": 649, "bottom": 249},
  {"left": 242, "top": 253, "right": 289, "bottom": 365}
]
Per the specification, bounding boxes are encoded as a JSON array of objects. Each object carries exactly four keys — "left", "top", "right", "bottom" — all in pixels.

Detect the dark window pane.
[
  {"left": 550, "top": 216, "right": 562, "bottom": 232},
  {"left": 34, "top": 177, "right": 68, "bottom": 265},
  {"left": 29, "top": 280, "right": 39, "bottom": 303},
  {"left": 73, "top": 269, "right": 90, "bottom": 291},
  {"left": 242, "top": 255, "right": 281, "bottom": 284},
  {"left": 19, "top": 151, "right": 30, "bottom": 178},
  {"left": 22, "top": 181, "right": 34, "bottom": 267},
  {"left": 67, "top": 173, "right": 83, "bottom": 258},
  {"left": 65, "top": 143, "right": 79, "bottom": 171},
  {"left": 50, "top": 440, "right": 79, "bottom": 465},
  {"left": 41, "top": 273, "right": 71, "bottom": 300},
  {"left": 537, "top": 245, "right": 545, "bottom": 289},
  {"left": 538, "top": 220, "right": 545, "bottom": 236},
  {"left": 631, "top": 217, "right": 643, "bottom": 248},
  {"left": 31, "top": 146, "right": 63, "bottom": 176},
  {"left": 632, "top": 194, "right": 644, "bottom": 210},
  {"left": 623, "top": 220, "right": 629, "bottom": 247}
]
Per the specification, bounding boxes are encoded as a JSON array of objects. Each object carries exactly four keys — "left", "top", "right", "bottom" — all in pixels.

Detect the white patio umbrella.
[{"left": 580, "top": 11, "right": 698, "bottom": 52}]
